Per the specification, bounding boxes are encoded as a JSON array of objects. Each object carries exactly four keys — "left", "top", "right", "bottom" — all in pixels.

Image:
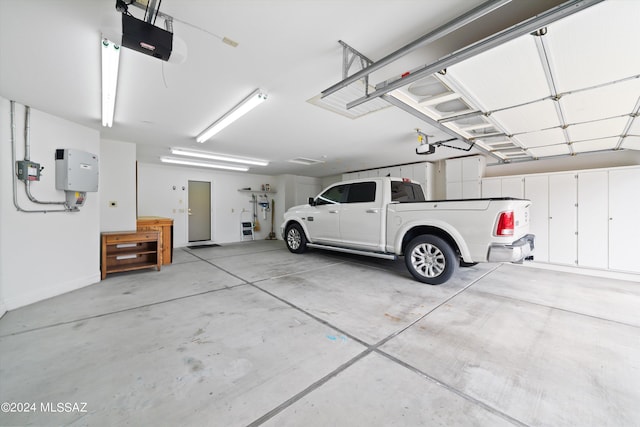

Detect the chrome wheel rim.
[
  {"left": 287, "top": 228, "right": 301, "bottom": 250},
  {"left": 410, "top": 243, "right": 445, "bottom": 278}
]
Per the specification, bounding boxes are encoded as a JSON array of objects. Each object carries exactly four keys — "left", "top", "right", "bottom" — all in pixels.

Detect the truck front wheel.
[
  {"left": 405, "top": 235, "right": 457, "bottom": 285},
  {"left": 285, "top": 223, "right": 308, "bottom": 254}
]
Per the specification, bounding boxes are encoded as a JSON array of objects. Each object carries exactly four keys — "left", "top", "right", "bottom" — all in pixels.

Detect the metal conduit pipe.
[
  {"left": 10, "top": 101, "right": 74, "bottom": 213},
  {"left": 23, "top": 106, "right": 68, "bottom": 206}
]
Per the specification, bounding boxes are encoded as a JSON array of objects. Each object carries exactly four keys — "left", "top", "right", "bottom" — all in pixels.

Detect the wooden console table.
[
  {"left": 137, "top": 216, "right": 173, "bottom": 265},
  {"left": 101, "top": 230, "right": 161, "bottom": 280}
]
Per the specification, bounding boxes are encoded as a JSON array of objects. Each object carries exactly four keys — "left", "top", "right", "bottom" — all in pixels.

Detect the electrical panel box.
[
  {"left": 16, "top": 160, "right": 41, "bottom": 181},
  {"left": 55, "top": 149, "right": 99, "bottom": 192}
]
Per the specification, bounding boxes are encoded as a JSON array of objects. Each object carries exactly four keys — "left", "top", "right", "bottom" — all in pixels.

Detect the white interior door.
[
  {"left": 188, "top": 180, "right": 211, "bottom": 242},
  {"left": 548, "top": 174, "right": 577, "bottom": 265},
  {"left": 577, "top": 171, "right": 608, "bottom": 269}
]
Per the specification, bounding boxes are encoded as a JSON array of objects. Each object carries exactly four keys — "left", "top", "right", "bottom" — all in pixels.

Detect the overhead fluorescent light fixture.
[
  {"left": 160, "top": 156, "right": 249, "bottom": 172},
  {"left": 101, "top": 38, "right": 121, "bottom": 127},
  {"left": 170, "top": 148, "right": 268, "bottom": 166},
  {"left": 196, "top": 89, "right": 268, "bottom": 143}
]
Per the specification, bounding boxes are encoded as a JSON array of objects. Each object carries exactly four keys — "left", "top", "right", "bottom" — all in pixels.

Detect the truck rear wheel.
[
  {"left": 285, "top": 223, "right": 307, "bottom": 254},
  {"left": 405, "top": 235, "right": 457, "bottom": 285}
]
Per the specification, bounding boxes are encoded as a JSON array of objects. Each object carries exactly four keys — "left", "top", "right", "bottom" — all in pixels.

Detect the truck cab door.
[
  {"left": 306, "top": 184, "right": 346, "bottom": 244},
  {"left": 339, "top": 181, "right": 383, "bottom": 251}
]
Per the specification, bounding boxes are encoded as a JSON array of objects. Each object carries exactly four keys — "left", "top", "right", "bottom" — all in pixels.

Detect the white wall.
[
  {"left": 137, "top": 163, "right": 287, "bottom": 245},
  {"left": 100, "top": 139, "right": 137, "bottom": 232},
  {"left": 0, "top": 98, "right": 101, "bottom": 310},
  {"left": 294, "top": 176, "right": 323, "bottom": 206},
  {"left": 279, "top": 175, "right": 323, "bottom": 209}
]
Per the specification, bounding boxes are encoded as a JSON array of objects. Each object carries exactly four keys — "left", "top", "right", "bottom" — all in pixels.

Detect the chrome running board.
[{"left": 307, "top": 243, "right": 397, "bottom": 260}]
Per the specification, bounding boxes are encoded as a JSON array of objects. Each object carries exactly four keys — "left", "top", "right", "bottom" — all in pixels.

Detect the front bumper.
[{"left": 487, "top": 234, "right": 535, "bottom": 263}]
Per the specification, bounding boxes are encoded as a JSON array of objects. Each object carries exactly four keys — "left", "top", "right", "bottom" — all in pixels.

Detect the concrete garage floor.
[{"left": 1, "top": 240, "right": 639, "bottom": 426}]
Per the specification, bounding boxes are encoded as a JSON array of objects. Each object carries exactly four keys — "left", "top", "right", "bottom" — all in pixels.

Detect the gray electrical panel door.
[{"left": 55, "top": 149, "right": 99, "bottom": 192}]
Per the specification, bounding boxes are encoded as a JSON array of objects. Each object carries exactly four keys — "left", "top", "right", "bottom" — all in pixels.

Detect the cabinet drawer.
[{"left": 104, "top": 231, "right": 159, "bottom": 244}]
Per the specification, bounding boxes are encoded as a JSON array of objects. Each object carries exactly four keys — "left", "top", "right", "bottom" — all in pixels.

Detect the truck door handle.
[
  {"left": 329, "top": 210, "right": 338, "bottom": 214},
  {"left": 366, "top": 209, "right": 379, "bottom": 213}
]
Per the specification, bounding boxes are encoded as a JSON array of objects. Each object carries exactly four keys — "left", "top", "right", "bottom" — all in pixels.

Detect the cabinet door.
[
  {"left": 412, "top": 163, "right": 434, "bottom": 200},
  {"left": 375, "top": 168, "right": 388, "bottom": 178},
  {"left": 423, "top": 162, "right": 434, "bottom": 200},
  {"left": 502, "top": 177, "right": 524, "bottom": 199},
  {"left": 446, "top": 158, "right": 462, "bottom": 183},
  {"left": 482, "top": 178, "right": 502, "bottom": 198},
  {"left": 462, "top": 156, "right": 483, "bottom": 181},
  {"left": 577, "top": 171, "right": 608, "bottom": 269},
  {"left": 387, "top": 166, "right": 402, "bottom": 178},
  {"left": 462, "top": 180, "right": 481, "bottom": 199},
  {"left": 548, "top": 174, "right": 577, "bottom": 265},
  {"left": 409, "top": 164, "right": 423, "bottom": 183},
  {"left": 609, "top": 168, "right": 640, "bottom": 273},
  {"left": 447, "top": 182, "right": 462, "bottom": 200},
  {"left": 399, "top": 165, "right": 414, "bottom": 182},
  {"left": 524, "top": 175, "right": 549, "bottom": 262}
]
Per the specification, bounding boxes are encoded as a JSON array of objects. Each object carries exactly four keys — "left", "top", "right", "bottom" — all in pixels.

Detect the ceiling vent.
[{"left": 288, "top": 157, "right": 325, "bottom": 166}]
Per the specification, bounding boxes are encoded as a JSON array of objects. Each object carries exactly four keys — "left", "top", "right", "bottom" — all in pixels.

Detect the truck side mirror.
[{"left": 308, "top": 197, "right": 315, "bottom": 206}]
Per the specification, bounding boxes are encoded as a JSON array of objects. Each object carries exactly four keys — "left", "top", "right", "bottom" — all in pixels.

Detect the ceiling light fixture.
[
  {"left": 196, "top": 89, "right": 267, "bottom": 143},
  {"left": 160, "top": 157, "right": 249, "bottom": 172},
  {"left": 101, "top": 38, "right": 120, "bottom": 127},
  {"left": 170, "top": 148, "right": 268, "bottom": 166}
]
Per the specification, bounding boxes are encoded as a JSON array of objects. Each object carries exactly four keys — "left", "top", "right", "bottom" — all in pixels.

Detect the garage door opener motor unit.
[{"left": 55, "top": 149, "right": 99, "bottom": 209}]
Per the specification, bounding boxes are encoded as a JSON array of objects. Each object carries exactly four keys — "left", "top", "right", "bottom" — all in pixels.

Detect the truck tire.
[
  {"left": 405, "top": 235, "right": 457, "bottom": 285},
  {"left": 285, "top": 223, "right": 307, "bottom": 254}
]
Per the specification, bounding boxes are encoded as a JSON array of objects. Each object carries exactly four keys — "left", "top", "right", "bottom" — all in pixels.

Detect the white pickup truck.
[{"left": 281, "top": 177, "right": 534, "bottom": 285}]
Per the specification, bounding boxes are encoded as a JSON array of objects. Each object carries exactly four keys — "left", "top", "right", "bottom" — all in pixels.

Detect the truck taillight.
[{"left": 496, "top": 211, "right": 514, "bottom": 236}]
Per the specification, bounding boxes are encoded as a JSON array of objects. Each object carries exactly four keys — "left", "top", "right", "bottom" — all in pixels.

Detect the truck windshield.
[{"left": 391, "top": 181, "right": 425, "bottom": 202}]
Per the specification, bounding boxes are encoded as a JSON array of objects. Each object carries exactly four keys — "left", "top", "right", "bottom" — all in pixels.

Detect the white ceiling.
[{"left": 1, "top": 0, "right": 637, "bottom": 177}]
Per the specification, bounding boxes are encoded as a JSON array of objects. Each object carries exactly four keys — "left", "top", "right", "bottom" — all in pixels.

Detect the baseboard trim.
[
  {"left": 3, "top": 272, "right": 101, "bottom": 311},
  {"left": 519, "top": 262, "right": 640, "bottom": 283}
]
